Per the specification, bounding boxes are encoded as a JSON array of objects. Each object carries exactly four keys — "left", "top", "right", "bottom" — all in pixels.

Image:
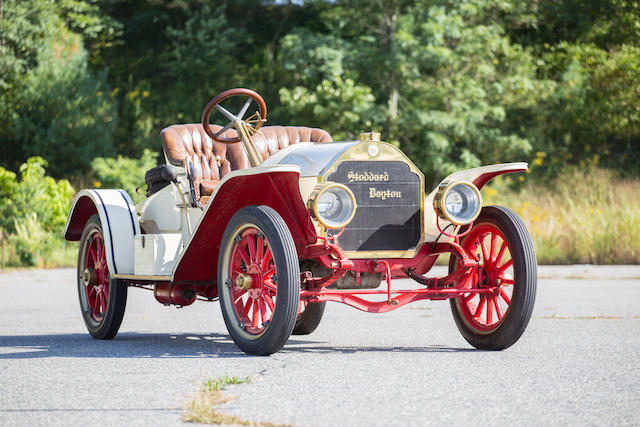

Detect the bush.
[
  {"left": 0, "top": 157, "right": 76, "bottom": 268},
  {"left": 91, "top": 149, "right": 158, "bottom": 204}
]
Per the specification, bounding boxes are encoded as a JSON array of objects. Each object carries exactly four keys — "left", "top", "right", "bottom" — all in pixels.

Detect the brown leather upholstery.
[{"left": 160, "top": 124, "right": 332, "bottom": 201}]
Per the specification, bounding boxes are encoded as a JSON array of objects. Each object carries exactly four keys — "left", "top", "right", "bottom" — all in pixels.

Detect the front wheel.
[
  {"left": 449, "top": 206, "right": 537, "bottom": 350},
  {"left": 77, "top": 214, "right": 127, "bottom": 339},
  {"left": 218, "top": 206, "right": 300, "bottom": 355}
]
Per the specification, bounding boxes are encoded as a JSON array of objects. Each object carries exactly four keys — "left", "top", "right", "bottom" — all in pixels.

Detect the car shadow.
[{"left": 0, "top": 333, "right": 474, "bottom": 359}]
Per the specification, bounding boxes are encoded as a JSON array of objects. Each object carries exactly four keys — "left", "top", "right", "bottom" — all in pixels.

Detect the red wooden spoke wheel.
[
  {"left": 218, "top": 206, "right": 299, "bottom": 355},
  {"left": 228, "top": 227, "right": 277, "bottom": 335},
  {"left": 449, "top": 206, "right": 537, "bottom": 350},
  {"left": 77, "top": 215, "right": 127, "bottom": 340},
  {"left": 83, "top": 231, "right": 110, "bottom": 322},
  {"left": 457, "top": 224, "right": 514, "bottom": 332}
]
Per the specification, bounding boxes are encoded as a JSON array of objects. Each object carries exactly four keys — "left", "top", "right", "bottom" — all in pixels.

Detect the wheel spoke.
[
  {"left": 499, "top": 276, "right": 514, "bottom": 285},
  {"left": 214, "top": 120, "right": 234, "bottom": 137},
  {"left": 495, "top": 241, "right": 508, "bottom": 266},
  {"left": 499, "top": 259, "right": 513, "bottom": 272},
  {"left": 500, "top": 288, "right": 511, "bottom": 305},
  {"left": 93, "top": 292, "right": 101, "bottom": 315},
  {"left": 233, "top": 289, "right": 247, "bottom": 304},
  {"left": 263, "top": 266, "right": 276, "bottom": 279},
  {"left": 256, "top": 236, "right": 264, "bottom": 265},
  {"left": 246, "top": 234, "right": 256, "bottom": 263},
  {"left": 251, "top": 303, "right": 260, "bottom": 329},
  {"left": 88, "top": 245, "right": 97, "bottom": 266},
  {"left": 475, "top": 295, "right": 486, "bottom": 318},
  {"left": 494, "top": 296, "right": 504, "bottom": 320},
  {"left": 214, "top": 103, "right": 237, "bottom": 121},
  {"left": 258, "top": 298, "right": 267, "bottom": 325},
  {"left": 242, "top": 299, "right": 253, "bottom": 318},
  {"left": 263, "top": 280, "right": 277, "bottom": 293},
  {"left": 238, "top": 246, "right": 251, "bottom": 268},
  {"left": 463, "top": 293, "right": 475, "bottom": 303},
  {"left": 237, "top": 98, "right": 253, "bottom": 120},
  {"left": 490, "top": 233, "right": 497, "bottom": 262},
  {"left": 261, "top": 247, "right": 272, "bottom": 270},
  {"left": 480, "top": 237, "right": 490, "bottom": 262},
  {"left": 487, "top": 297, "right": 494, "bottom": 324},
  {"left": 264, "top": 293, "right": 275, "bottom": 312},
  {"left": 96, "top": 238, "right": 104, "bottom": 263}
]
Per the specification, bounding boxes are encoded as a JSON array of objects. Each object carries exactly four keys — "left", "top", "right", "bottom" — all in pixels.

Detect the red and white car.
[{"left": 64, "top": 88, "right": 537, "bottom": 355}]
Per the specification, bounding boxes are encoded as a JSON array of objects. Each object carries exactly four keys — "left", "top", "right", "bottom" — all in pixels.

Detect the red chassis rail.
[{"left": 298, "top": 235, "right": 484, "bottom": 314}]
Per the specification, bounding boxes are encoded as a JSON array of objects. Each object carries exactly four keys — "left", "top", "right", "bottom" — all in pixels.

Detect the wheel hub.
[
  {"left": 235, "top": 273, "right": 252, "bottom": 290},
  {"left": 82, "top": 268, "right": 98, "bottom": 287}
]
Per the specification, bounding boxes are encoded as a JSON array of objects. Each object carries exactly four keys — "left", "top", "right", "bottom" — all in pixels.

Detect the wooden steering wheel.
[{"left": 201, "top": 88, "right": 267, "bottom": 144}]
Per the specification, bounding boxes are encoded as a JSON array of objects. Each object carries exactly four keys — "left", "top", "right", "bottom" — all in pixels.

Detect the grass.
[
  {"left": 183, "top": 375, "right": 283, "bottom": 426},
  {"left": 483, "top": 168, "right": 640, "bottom": 264}
]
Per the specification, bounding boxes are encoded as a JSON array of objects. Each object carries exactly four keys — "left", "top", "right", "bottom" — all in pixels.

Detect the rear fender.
[
  {"left": 424, "top": 162, "right": 528, "bottom": 240},
  {"left": 172, "top": 166, "right": 315, "bottom": 283},
  {"left": 64, "top": 189, "right": 140, "bottom": 275}
]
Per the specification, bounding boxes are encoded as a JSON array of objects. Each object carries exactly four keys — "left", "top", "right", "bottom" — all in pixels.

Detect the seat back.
[{"left": 160, "top": 124, "right": 332, "bottom": 199}]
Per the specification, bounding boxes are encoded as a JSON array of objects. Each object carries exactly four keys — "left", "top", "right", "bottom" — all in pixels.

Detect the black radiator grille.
[{"left": 327, "top": 161, "right": 422, "bottom": 252}]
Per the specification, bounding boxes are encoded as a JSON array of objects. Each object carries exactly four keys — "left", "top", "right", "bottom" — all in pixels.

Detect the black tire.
[
  {"left": 77, "top": 214, "right": 127, "bottom": 339},
  {"left": 449, "top": 206, "right": 537, "bottom": 350},
  {"left": 292, "top": 301, "right": 326, "bottom": 335},
  {"left": 145, "top": 165, "right": 171, "bottom": 196},
  {"left": 218, "top": 206, "right": 300, "bottom": 355}
]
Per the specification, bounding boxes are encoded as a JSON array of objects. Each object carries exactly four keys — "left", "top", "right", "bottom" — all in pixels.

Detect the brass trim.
[
  {"left": 112, "top": 273, "right": 172, "bottom": 281},
  {"left": 308, "top": 183, "right": 357, "bottom": 230},
  {"left": 318, "top": 141, "right": 426, "bottom": 259},
  {"left": 433, "top": 180, "right": 483, "bottom": 225},
  {"left": 236, "top": 119, "right": 263, "bottom": 167}
]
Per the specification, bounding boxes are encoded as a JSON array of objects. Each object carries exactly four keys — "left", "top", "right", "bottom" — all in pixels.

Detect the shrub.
[
  {"left": 0, "top": 157, "right": 76, "bottom": 268},
  {"left": 91, "top": 149, "right": 158, "bottom": 204}
]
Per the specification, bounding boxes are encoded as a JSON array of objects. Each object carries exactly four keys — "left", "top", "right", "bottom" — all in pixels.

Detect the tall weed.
[{"left": 484, "top": 168, "right": 640, "bottom": 264}]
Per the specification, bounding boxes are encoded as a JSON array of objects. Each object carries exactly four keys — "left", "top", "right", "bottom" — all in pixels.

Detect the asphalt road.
[{"left": 1, "top": 266, "right": 639, "bottom": 426}]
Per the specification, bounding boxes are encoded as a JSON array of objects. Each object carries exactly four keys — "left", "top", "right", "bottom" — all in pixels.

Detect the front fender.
[
  {"left": 64, "top": 189, "right": 140, "bottom": 275},
  {"left": 424, "top": 162, "right": 528, "bottom": 240},
  {"left": 172, "top": 166, "right": 315, "bottom": 283}
]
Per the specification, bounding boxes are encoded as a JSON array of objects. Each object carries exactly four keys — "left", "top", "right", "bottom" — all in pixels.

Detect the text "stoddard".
[
  {"left": 369, "top": 187, "right": 402, "bottom": 200},
  {"left": 347, "top": 171, "right": 389, "bottom": 183}
]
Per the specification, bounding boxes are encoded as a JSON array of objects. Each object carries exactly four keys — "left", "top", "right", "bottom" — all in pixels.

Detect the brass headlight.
[
  {"left": 433, "top": 181, "right": 482, "bottom": 225},
  {"left": 309, "top": 183, "right": 357, "bottom": 229}
]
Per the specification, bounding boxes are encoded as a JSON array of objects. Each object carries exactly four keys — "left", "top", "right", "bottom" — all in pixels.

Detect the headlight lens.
[
  {"left": 310, "top": 183, "right": 357, "bottom": 229},
  {"left": 434, "top": 181, "right": 482, "bottom": 225}
]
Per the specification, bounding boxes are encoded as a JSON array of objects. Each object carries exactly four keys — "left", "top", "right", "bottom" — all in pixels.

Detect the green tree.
[{"left": 0, "top": 0, "right": 119, "bottom": 177}]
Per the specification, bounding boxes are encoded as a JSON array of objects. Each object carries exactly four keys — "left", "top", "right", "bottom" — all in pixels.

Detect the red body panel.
[
  {"left": 64, "top": 195, "right": 98, "bottom": 241},
  {"left": 172, "top": 170, "right": 316, "bottom": 283},
  {"left": 473, "top": 168, "right": 526, "bottom": 190}
]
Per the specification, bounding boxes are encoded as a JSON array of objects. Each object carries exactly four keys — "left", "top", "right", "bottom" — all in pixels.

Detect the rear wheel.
[
  {"left": 449, "top": 206, "right": 536, "bottom": 350},
  {"left": 218, "top": 206, "right": 299, "bottom": 355},
  {"left": 77, "top": 215, "right": 127, "bottom": 339},
  {"left": 292, "top": 300, "right": 326, "bottom": 335}
]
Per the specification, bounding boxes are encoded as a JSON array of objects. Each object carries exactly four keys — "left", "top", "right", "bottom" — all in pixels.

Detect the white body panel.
[
  {"left": 134, "top": 234, "right": 183, "bottom": 276},
  {"left": 424, "top": 162, "right": 528, "bottom": 240},
  {"left": 64, "top": 189, "right": 140, "bottom": 275}
]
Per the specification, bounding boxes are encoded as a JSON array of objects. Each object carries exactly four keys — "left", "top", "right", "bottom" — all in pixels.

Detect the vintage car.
[{"left": 64, "top": 88, "right": 537, "bottom": 355}]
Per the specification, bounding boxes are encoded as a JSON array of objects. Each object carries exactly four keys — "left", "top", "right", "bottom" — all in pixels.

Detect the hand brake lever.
[{"left": 185, "top": 160, "right": 204, "bottom": 210}]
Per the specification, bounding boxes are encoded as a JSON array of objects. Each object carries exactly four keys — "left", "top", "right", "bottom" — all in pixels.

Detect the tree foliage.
[{"left": 0, "top": 0, "right": 638, "bottom": 184}]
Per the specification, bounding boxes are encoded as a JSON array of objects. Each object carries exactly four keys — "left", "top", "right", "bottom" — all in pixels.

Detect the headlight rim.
[
  {"left": 310, "top": 183, "right": 357, "bottom": 230},
  {"left": 434, "top": 180, "right": 483, "bottom": 226}
]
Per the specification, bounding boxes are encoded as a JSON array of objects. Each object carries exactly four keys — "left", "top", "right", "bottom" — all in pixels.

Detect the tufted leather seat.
[{"left": 160, "top": 124, "right": 332, "bottom": 203}]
